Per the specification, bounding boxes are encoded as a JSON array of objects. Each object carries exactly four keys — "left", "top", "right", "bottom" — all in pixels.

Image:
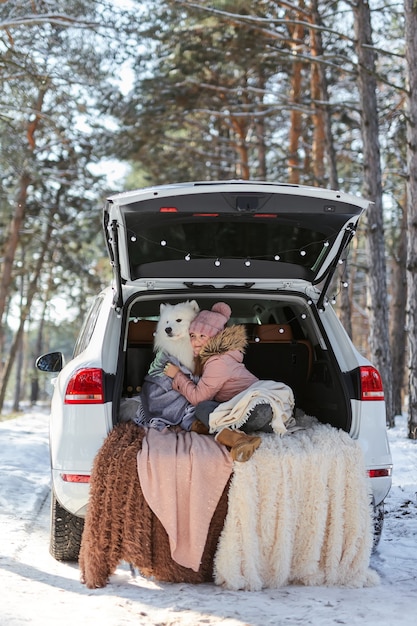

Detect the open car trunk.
[
  {"left": 106, "top": 182, "right": 371, "bottom": 434},
  {"left": 119, "top": 291, "right": 353, "bottom": 434}
]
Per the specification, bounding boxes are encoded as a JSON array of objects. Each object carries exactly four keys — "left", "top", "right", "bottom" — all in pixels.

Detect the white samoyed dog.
[
  {"left": 120, "top": 300, "right": 200, "bottom": 426},
  {"left": 153, "top": 299, "right": 199, "bottom": 372}
]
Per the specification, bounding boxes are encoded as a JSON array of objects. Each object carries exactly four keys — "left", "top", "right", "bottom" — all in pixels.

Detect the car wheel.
[
  {"left": 50, "top": 489, "right": 85, "bottom": 561},
  {"left": 372, "top": 501, "right": 384, "bottom": 550}
]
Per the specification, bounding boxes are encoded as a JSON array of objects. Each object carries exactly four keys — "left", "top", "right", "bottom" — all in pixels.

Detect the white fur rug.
[{"left": 214, "top": 417, "right": 379, "bottom": 590}]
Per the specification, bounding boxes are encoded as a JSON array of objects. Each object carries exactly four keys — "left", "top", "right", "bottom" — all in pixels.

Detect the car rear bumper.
[{"left": 52, "top": 469, "right": 90, "bottom": 517}]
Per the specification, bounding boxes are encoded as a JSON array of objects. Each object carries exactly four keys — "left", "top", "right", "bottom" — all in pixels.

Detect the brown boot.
[
  {"left": 215, "top": 428, "right": 261, "bottom": 462},
  {"left": 190, "top": 419, "right": 210, "bottom": 435}
]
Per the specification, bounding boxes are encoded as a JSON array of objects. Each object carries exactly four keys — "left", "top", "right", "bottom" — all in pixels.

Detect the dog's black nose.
[{"left": 165, "top": 327, "right": 172, "bottom": 335}]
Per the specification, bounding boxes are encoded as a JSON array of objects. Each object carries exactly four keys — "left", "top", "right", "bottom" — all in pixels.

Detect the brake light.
[
  {"left": 61, "top": 474, "right": 91, "bottom": 483},
  {"left": 368, "top": 468, "right": 392, "bottom": 478},
  {"left": 360, "top": 366, "right": 384, "bottom": 400},
  {"left": 192, "top": 213, "right": 219, "bottom": 216},
  {"left": 253, "top": 214, "right": 277, "bottom": 218},
  {"left": 159, "top": 207, "right": 178, "bottom": 212},
  {"left": 65, "top": 368, "right": 104, "bottom": 404}
]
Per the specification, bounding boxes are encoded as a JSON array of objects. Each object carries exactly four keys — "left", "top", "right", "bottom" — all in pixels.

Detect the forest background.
[{"left": 1, "top": 0, "right": 417, "bottom": 438}]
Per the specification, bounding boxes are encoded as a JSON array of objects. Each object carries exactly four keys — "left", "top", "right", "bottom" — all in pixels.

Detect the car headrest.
[
  {"left": 252, "top": 324, "right": 293, "bottom": 342},
  {"left": 128, "top": 319, "right": 156, "bottom": 343}
]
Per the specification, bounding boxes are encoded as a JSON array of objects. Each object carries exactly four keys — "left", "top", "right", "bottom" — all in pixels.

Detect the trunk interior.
[{"left": 119, "top": 292, "right": 352, "bottom": 433}]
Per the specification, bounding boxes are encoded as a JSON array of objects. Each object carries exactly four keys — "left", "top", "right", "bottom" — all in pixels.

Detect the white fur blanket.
[
  {"left": 209, "top": 380, "right": 295, "bottom": 434},
  {"left": 214, "top": 418, "right": 379, "bottom": 590}
]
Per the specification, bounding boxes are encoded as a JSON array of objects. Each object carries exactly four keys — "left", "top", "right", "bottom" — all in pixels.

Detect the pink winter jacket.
[{"left": 172, "top": 325, "right": 258, "bottom": 405}]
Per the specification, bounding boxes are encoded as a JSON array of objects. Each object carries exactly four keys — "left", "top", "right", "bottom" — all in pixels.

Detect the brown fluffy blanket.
[{"left": 79, "top": 422, "right": 229, "bottom": 589}]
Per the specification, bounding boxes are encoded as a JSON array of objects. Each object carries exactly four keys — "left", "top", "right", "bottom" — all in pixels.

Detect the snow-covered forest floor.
[{"left": 0, "top": 407, "right": 416, "bottom": 625}]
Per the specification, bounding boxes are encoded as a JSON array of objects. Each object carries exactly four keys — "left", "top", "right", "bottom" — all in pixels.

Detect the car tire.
[
  {"left": 50, "top": 489, "right": 85, "bottom": 561},
  {"left": 372, "top": 500, "right": 385, "bottom": 550}
]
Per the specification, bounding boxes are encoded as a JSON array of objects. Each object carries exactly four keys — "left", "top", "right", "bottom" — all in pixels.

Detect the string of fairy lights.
[
  {"left": 110, "top": 225, "right": 352, "bottom": 317},
  {"left": 126, "top": 228, "right": 333, "bottom": 267}
]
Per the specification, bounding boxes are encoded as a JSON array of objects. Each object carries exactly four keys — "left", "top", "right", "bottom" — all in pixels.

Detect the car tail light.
[
  {"left": 64, "top": 368, "right": 104, "bottom": 404},
  {"left": 192, "top": 213, "right": 219, "bottom": 217},
  {"left": 61, "top": 474, "right": 91, "bottom": 483},
  {"left": 360, "top": 366, "right": 384, "bottom": 401},
  {"left": 368, "top": 468, "right": 392, "bottom": 478}
]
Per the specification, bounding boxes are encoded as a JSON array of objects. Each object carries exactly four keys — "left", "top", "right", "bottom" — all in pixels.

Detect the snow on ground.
[{"left": 0, "top": 407, "right": 416, "bottom": 626}]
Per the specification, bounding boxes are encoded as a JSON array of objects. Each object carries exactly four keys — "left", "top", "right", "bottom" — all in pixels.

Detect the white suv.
[{"left": 37, "top": 181, "right": 392, "bottom": 561}]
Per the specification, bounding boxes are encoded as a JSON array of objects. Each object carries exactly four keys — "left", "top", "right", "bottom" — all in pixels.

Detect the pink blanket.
[{"left": 137, "top": 428, "right": 233, "bottom": 572}]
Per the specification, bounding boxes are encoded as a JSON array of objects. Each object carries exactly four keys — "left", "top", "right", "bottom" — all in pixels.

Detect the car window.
[
  {"left": 72, "top": 296, "right": 104, "bottom": 357},
  {"left": 125, "top": 212, "right": 341, "bottom": 275}
]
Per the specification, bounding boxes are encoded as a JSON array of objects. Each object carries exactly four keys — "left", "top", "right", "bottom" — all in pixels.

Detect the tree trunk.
[
  {"left": 12, "top": 335, "right": 24, "bottom": 413},
  {"left": 337, "top": 260, "right": 353, "bottom": 339},
  {"left": 0, "top": 221, "right": 53, "bottom": 414},
  {"left": 308, "top": 0, "right": 339, "bottom": 191},
  {"left": 353, "top": 0, "right": 393, "bottom": 424},
  {"left": 404, "top": 0, "right": 417, "bottom": 438},
  {"left": 309, "top": 6, "right": 325, "bottom": 185},
  {"left": 30, "top": 267, "right": 54, "bottom": 405},
  {"left": 0, "top": 85, "right": 46, "bottom": 369},
  {"left": 389, "top": 201, "right": 407, "bottom": 424},
  {"left": 256, "top": 117, "right": 267, "bottom": 180},
  {"left": 0, "top": 172, "right": 30, "bottom": 354},
  {"left": 255, "top": 71, "right": 267, "bottom": 179},
  {"left": 12, "top": 256, "right": 26, "bottom": 412},
  {"left": 230, "top": 116, "right": 250, "bottom": 180},
  {"left": 307, "top": 0, "right": 353, "bottom": 332},
  {"left": 286, "top": 4, "right": 305, "bottom": 184}
]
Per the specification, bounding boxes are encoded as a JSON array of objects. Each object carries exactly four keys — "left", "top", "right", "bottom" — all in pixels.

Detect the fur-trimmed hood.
[
  {"left": 198, "top": 324, "right": 248, "bottom": 366},
  {"left": 172, "top": 323, "right": 258, "bottom": 405}
]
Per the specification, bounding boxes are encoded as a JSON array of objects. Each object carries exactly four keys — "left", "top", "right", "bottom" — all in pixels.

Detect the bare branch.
[{"left": 0, "top": 13, "right": 99, "bottom": 30}]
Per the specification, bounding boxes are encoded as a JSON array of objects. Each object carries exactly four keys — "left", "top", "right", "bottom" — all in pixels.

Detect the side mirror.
[{"left": 36, "top": 352, "right": 64, "bottom": 373}]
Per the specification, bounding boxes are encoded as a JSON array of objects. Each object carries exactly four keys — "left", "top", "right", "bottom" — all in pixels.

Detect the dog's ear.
[
  {"left": 188, "top": 300, "right": 200, "bottom": 314},
  {"left": 160, "top": 303, "right": 167, "bottom": 313}
]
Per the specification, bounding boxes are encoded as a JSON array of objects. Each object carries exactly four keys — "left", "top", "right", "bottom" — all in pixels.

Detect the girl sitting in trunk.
[{"left": 164, "top": 302, "right": 277, "bottom": 462}]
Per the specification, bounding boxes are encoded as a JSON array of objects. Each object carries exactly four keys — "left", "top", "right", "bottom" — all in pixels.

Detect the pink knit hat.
[{"left": 189, "top": 302, "right": 232, "bottom": 338}]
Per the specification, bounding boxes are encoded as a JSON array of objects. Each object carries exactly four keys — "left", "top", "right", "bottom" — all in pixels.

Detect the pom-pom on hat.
[{"left": 189, "top": 302, "right": 232, "bottom": 338}]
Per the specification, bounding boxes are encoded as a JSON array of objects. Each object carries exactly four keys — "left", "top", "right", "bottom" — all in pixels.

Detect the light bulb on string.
[
  {"left": 160, "top": 240, "right": 167, "bottom": 247},
  {"left": 130, "top": 235, "right": 137, "bottom": 242},
  {"left": 324, "top": 241, "right": 329, "bottom": 247},
  {"left": 245, "top": 259, "right": 251, "bottom": 267},
  {"left": 300, "top": 250, "right": 306, "bottom": 257},
  {"left": 185, "top": 253, "right": 191, "bottom": 261},
  {"left": 343, "top": 281, "right": 349, "bottom": 288},
  {"left": 214, "top": 258, "right": 221, "bottom": 267},
  {"left": 274, "top": 254, "right": 280, "bottom": 261}
]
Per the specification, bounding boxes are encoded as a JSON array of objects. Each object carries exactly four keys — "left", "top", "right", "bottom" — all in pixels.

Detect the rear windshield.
[{"left": 125, "top": 212, "right": 348, "bottom": 278}]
